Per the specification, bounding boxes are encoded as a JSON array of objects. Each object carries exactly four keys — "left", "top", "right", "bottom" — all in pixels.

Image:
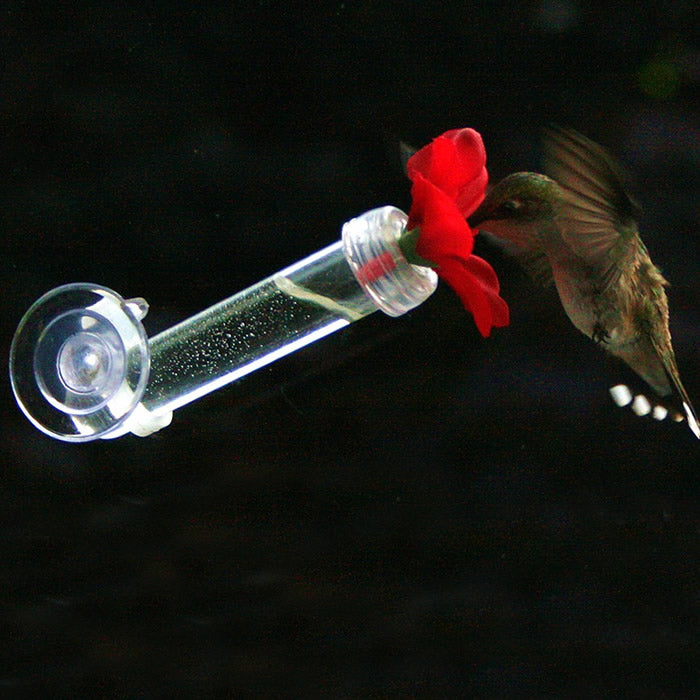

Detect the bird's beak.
[{"left": 467, "top": 205, "right": 489, "bottom": 229}]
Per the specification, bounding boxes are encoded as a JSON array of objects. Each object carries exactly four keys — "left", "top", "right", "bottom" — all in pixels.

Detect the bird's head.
[{"left": 468, "top": 172, "right": 561, "bottom": 231}]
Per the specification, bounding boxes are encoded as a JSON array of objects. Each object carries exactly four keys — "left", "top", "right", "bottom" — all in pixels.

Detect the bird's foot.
[{"left": 592, "top": 323, "right": 610, "bottom": 345}]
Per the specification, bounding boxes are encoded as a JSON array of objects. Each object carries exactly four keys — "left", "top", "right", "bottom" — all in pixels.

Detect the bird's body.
[{"left": 468, "top": 127, "right": 698, "bottom": 437}]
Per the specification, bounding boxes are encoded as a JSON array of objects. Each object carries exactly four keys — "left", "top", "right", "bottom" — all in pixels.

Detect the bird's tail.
[
  {"left": 665, "top": 356, "right": 700, "bottom": 439},
  {"left": 607, "top": 345, "right": 699, "bottom": 439}
]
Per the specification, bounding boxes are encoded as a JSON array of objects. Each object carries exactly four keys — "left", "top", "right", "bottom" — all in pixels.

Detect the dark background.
[{"left": 1, "top": 2, "right": 698, "bottom": 696}]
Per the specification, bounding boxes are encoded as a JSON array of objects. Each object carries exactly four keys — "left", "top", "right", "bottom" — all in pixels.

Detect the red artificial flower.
[{"left": 406, "top": 128, "right": 509, "bottom": 337}]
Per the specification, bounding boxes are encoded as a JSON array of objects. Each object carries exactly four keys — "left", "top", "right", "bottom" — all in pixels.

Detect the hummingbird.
[{"left": 467, "top": 126, "right": 698, "bottom": 438}]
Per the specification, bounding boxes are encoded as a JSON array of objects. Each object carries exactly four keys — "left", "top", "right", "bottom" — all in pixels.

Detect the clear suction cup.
[{"left": 10, "top": 284, "right": 150, "bottom": 442}]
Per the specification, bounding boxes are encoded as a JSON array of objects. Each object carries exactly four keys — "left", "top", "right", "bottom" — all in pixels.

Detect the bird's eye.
[{"left": 501, "top": 200, "right": 519, "bottom": 214}]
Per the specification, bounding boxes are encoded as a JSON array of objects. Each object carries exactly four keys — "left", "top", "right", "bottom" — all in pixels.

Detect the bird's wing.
[
  {"left": 543, "top": 126, "right": 643, "bottom": 291},
  {"left": 398, "top": 140, "right": 417, "bottom": 175}
]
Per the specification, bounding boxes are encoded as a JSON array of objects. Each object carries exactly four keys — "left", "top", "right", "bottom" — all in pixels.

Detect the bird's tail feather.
[
  {"left": 666, "top": 362, "right": 700, "bottom": 439},
  {"left": 607, "top": 352, "right": 699, "bottom": 439}
]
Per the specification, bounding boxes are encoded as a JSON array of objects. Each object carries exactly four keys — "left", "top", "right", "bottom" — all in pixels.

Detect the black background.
[{"left": 2, "top": 2, "right": 698, "bottom": 696}]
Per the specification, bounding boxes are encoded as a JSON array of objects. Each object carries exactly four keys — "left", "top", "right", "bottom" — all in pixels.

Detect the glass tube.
[
  {"left": 10, "top": 207, "right": 437, "bottom": 442},
  {"left": 143, "top": 240, "right": 375, "bottom": 416}
]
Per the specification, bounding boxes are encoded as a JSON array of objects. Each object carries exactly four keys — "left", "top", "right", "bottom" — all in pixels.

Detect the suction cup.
[{"left": 10, "top": 284, "right": 150, "bottom": 442}]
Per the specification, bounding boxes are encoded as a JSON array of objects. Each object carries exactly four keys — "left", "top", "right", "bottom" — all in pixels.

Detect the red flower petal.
[
  {"left": 422, "top": 136, "right": 463, "bottom": 199},
  {"left": 407, "top": 128, "right": 488, "bottom": 217},
  {"left": 462, "top": 255, "right": 510, "bottom": 328},
  {"left": 455, "top": 165, "right": 488, "bottom": 218},
  {"left": 404, "top": 127, "right": 510, "bottom": 335},
  {"left": 436, "top": 256, "right": 509, "bottom": 337},
  {"left": 409, "top": 173, "right": 474, "bottom": 260},
  {"left": 442, "top": 128, "right": 487, "bottom": 184},
  {"left": 406, "top": 136, "right": 456, "bottom": 197},
  {"left": 435, "top": 259, "right": 491, "bottom": 337}
]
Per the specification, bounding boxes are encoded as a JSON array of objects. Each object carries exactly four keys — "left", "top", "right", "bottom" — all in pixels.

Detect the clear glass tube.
[
  {"left": 9, "top": 206, "right": 437, "bottom": 442},
  {"left": 143, "top": 240, "right": 372, "bottom": 416}
]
